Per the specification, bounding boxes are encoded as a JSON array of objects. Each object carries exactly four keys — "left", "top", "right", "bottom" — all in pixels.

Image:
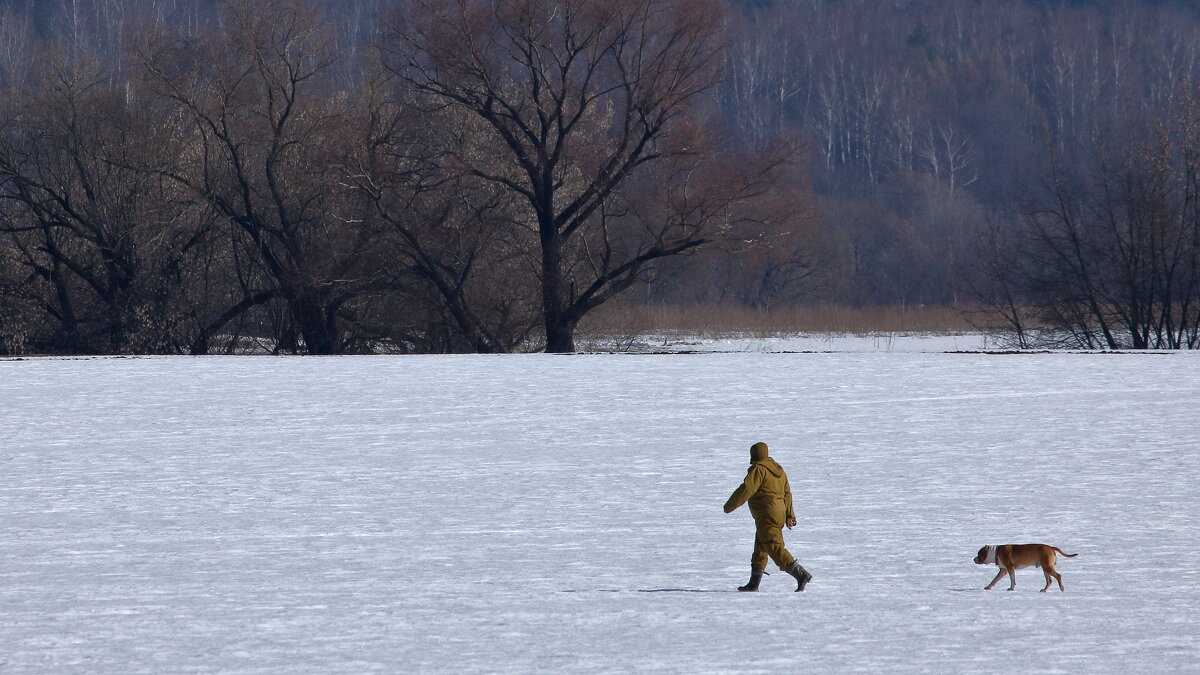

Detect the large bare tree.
[{"left": 382, "top": 0, "right": 789, "bottom": 352}]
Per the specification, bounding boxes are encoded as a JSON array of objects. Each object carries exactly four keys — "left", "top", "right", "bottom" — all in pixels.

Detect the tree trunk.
[
  {"left": 540, "top": 216, "right": 575, "bottom": 353},
  {"left": 291, "top": 292, "right": 338, "bottom": 355},
  {"left": 544, "top": 315, "right": 576, "bottom": 353}
]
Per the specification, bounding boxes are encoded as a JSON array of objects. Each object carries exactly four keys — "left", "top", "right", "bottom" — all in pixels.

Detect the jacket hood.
[
  {"left": 758, "top": 457, "right": 784, "bottom": 477},
  {"left": 750, "top": 442, "right": 769, "bottom": 462}
]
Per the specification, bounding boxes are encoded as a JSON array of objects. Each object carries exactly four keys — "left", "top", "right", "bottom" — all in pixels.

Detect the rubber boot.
[
  {"left": 786, "top": 561, "right": 812, "bottom": 592},
  {"left": 737, "top": 567, "right": 764, "bottom": 592}
]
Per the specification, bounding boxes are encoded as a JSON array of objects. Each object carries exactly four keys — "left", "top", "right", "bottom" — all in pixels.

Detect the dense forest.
[{"left": 1, "top": 0, "right": 1199, "bottom": 353}]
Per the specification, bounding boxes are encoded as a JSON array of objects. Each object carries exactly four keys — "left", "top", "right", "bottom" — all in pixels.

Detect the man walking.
[{"left": 724, "top": 442, "right": 812, "bottom": 592}]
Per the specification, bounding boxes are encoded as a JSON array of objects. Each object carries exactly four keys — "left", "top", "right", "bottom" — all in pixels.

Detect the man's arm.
[
  {"left": 723, "top": 466, "right": 763, "bottom": 513},
  {"left": 784, "top": 479, "right": 797, "bottom": 528}
]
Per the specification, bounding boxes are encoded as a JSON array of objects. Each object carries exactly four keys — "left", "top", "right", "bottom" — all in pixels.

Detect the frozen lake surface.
[{"left": 2, "top": 351, "right": 1199, "bottom": 673}]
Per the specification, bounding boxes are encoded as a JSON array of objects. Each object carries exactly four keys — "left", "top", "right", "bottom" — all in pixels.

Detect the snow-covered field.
[{"left": 2, "top": 349, "right": 1199, "bottom": 673}]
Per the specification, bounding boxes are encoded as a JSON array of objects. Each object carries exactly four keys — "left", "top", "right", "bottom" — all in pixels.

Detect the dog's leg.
[
  {"left": 1046, "top": 564, "right": 1063, "bottom": 592},
  {"left": 984, "top": 568, "right": 1007, "bottom": 590},
  {"left": 1039, "top": 549, "right": 1064, "bottom": 592},
  {"left": 1006, "top": 565, "right": 1018, "bottom": 591}
]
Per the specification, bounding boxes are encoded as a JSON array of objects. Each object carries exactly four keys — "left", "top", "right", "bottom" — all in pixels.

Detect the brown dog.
[{"left": 975, "top": 544, "right": 1077, "bottom": 592}]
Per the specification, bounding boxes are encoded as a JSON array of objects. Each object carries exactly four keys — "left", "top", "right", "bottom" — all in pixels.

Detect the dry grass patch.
[{"left": 579, "top": 303, "right": 988, "bottom": 340}]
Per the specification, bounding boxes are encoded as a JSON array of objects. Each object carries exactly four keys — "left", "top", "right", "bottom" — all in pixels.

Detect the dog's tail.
[{"left": 1052, "top": 547, "right": 1078, "bottom": 558}]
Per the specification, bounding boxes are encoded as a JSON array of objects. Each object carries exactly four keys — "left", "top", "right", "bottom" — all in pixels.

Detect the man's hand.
[{"left": 786, "top": 517, "right": 797, "bottom": 529}]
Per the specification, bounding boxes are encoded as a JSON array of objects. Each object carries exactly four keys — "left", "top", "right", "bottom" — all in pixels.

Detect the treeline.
[
  {"left": 2, "top": 0, "right": 1200, "bottom": 353},
  {"left": 704, "top": 0, "right": 1200, "bottom": 311},
  {"left": 0, "top": 0, "right": 794, "bottom": 354}
]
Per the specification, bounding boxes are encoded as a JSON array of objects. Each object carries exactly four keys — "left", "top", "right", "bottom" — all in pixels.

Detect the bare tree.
[
  {"left": 381, "top": 0, "right": 791, "bottom": 352},
  {"left": 0, "top": 51, "right": 197, "bottom": 353},
  {"left": 344, "top": 76, "right": 539, "bottom": 353},
  {"left": 980, "top": 87, "right": 1200, "bottom": 350},
  {"left": 136, "top": 0, "right": 389, "bottom": 354}
]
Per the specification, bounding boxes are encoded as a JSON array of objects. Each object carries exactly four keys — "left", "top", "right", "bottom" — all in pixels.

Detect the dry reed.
[{"left": 578, "top": 303, "right": 989, "bottom": 339}]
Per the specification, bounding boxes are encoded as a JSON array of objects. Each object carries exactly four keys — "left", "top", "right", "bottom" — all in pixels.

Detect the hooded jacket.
[{"left": 723, "top": 443, "right": 796, "bottom": 527}]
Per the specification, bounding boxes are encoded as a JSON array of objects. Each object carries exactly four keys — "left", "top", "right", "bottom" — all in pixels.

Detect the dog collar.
[{"left": 983, "top": 545, "right": 997, "bottom": 564}]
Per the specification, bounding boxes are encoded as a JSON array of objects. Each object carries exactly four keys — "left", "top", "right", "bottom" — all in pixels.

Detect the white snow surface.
[{"left": 2, "top": 351, "right": 1199, "bottom": 673}]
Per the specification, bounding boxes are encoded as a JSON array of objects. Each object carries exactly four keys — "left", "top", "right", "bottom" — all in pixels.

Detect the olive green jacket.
[{"left": 723, "top": 457, "right": 796, "bottom": 527}]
